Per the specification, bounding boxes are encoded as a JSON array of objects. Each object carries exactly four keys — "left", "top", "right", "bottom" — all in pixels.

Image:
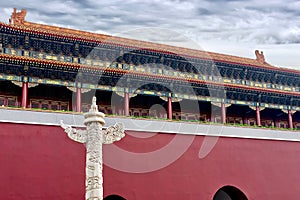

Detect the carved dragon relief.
[{"left": 60, "top": 120, "right": 125, "bottom": 144}]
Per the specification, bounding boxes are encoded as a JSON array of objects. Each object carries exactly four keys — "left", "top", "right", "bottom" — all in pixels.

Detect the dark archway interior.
[
  {"left": 104, "top": 194, "right": 126, "bottom": 200},
  {"left": 213, "top": 186, "right": 248, "bottom": 200}
]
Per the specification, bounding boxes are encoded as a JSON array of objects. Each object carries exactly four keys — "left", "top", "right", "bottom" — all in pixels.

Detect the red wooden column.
[
  {"left": 21, "top": 81, "right": 28, "bottom": 108},
  {"left": 288, "top": 110, "right": 293, "bottom": 129},
  {"left": 124, "top": 92, "right": 130, "bottom": 116},
  {"left": 221, "top": 102, "right": 226, "bottom": 124},
  {"left": 256, "top": 106, "right": 261, "bottom": 126},
  {"left": 167, "top": 97, "right": 172, "bottom": 120},
  {"left": 76, "top": 87, "right": 82, "bottom": 112}
]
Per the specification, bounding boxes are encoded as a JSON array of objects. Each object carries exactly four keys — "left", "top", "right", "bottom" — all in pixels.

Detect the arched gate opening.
[{"left": 213, "top": 186, "right": 248, "bottom": 200}]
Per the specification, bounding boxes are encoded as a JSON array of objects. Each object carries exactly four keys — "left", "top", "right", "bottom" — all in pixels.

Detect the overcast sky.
[{"left": 1, "top": 0, "right": 300, "bottom": 70}]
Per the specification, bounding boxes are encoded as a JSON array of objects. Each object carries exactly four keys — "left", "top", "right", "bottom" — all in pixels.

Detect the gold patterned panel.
[{"left": 223, "top": 79, "right": 232, "bottom": 83}]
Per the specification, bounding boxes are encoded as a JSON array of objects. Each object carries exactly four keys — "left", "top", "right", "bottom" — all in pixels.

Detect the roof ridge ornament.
[
  {"left": 9, "top": 8, "right": 27, "bottom": 25},
  {"left": 255, "top": 50, "right": 266, "bottom": 64}
]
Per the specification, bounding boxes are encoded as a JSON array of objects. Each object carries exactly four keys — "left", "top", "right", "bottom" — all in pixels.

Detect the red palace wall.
[{"left": 1, "top": 122, "right": 300, "bottom": 199}]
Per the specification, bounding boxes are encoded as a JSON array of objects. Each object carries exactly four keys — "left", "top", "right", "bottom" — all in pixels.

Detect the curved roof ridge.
[
  {"left": 23, "top": 21, "right": 111, "bottom": 41},
  {"left": 2, "top": 15, "right": 300, "bottom": 74}
]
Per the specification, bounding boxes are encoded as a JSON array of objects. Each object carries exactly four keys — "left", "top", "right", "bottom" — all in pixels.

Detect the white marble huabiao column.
[{"left": 60, "top": 97, "right": 125, "bottom": 200}]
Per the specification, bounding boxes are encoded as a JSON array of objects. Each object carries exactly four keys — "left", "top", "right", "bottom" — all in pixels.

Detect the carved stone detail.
[
  {"left": 60, "top": 97, "right": 125, "bottom": 200},
  {"left": 60, "top": 121, "right": 87, "bottom": 143},
  {"left": 103, "top": 123, "right": 125, "bottom": 144}
]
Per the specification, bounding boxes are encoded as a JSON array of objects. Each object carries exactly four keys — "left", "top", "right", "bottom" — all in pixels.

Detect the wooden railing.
[{"left": 0, "top": 94, "right": 298, "bottom": 130}]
